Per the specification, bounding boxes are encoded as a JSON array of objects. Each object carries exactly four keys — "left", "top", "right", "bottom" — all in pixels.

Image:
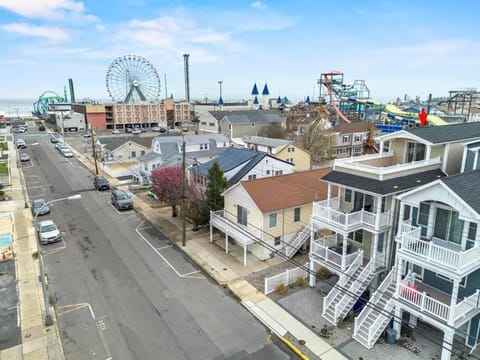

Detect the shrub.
[
  {"left": 289, "top": 276, "right": 307, "bottom": 289},
  {"left": 274, "top": 283, "right": 289, "bottom": 296},
  {"left": 316, "top": 267, "right": 332, "bottom": 280}
]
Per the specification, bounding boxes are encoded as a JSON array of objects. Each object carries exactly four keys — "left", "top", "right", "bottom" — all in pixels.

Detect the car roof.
[
  {"left": 33, "top": 199, "right": 46, "bottom": 204},
  {"left": 39, "top": 220, "right": 55, "bottom": 226}
]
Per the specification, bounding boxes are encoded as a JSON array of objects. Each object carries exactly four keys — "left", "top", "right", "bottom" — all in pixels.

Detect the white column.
[
  {"left": 341, "top": 232, "right": 348, "bottom": 270},
  {"left": 427, "top": 204, "right": 436, "bottom": 238},
  {"left": 441, "top": 328, "right": 454, "bottom": 360},
  {"left": 379, "top": 141, "right": 384, "bottom": 154},
  {"left": 448, "top": 280, "right": 460, "bottom": 325},
  {"left": 225, "top": 229, "right": 228, "bottom": 253},
  {"left": 426, "top": 144, "right": 432, "bottom": 161},
  {"left": 209, "top": 220, "right": 213, "bottom": 243},
  {"left": 393, "top": 307, "right": 402, "bottom": 339},
  {"left": 442, "top": 143, "right": 450, "bottom": 173},
  {"left": 309, "top": 261, "right": 316, "bottom": 287},
  {"left": 244, "top": 245, "right": 247, "bottom": 267},
  {"left": 372, "top": 233, "right": 379, "bottom": 266},
  {"left": 397, "top": 202, "right": 405, "bottom": 237},
  {"left": 461, "top": 221, "right": 469, "bottom": 251},
  {"left": 394, "top": 258, "right": 404, "bottom": 298},
  {"left": 375, "top": 195, "right": 382, "bottom": 229}
]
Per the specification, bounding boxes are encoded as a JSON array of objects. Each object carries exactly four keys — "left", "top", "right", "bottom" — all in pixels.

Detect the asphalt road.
[{"left": 21, "top": 129, "right": 292, "bottom": 360}]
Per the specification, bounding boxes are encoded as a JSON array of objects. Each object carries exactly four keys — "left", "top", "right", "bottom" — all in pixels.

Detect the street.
[{"left": 20, "top": 129, "right": 292, "bottom": 360}]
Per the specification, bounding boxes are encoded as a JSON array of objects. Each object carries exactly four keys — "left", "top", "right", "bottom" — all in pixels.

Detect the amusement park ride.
[{"left": 318, "top": 70, "right": 448, "bottom": 128}]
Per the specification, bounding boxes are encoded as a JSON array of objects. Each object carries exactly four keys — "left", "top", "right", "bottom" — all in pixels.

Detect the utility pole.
[
  {"left": 91, "top": 128, "right": 99, "bottom": 175},
  {"left": 181, "top": 139, "right": 186, "bottom": 247}
]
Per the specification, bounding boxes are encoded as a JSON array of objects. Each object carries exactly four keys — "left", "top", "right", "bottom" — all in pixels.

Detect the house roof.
[
  {"left": 243, "top": 136, "right": 292, "bottom": 147},
  {"left": 404, "top": 122, "right": 480, "bottom": 144},
  {"left": 98, "top": 136, "right": 154, "bottom": 151},
  {"left": 229, "top": 152, "right": 268, "bottom": 184},
  {"left": 190, "top": 147, "right": 261, "bottom": 176},
  {"left": 322, "top": 169, "right": 445, "bottom": 195},
  {"left": 138, "top": 151, "right": 162, "bottom": 162},
  {"left": 332, "top": 122, "right": 372, "bottom": 134},
  {"left": 240, "top": 168, "right": 332, "bottom": 213},
  {"left": 209, "top": 110, "right": 283, "bottom": 124},
  {"left": 441, "top": 170, "right": 480, "bottom": 214}
]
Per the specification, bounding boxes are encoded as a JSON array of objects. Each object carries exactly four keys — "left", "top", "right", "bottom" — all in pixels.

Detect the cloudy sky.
[{"left": 0, "top": 0, "right": 479, "bottom": 103}]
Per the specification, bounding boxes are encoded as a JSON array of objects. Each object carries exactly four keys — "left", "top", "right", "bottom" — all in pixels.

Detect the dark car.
[
  {"left": 111, "top": 189, "right": 133, "bottom": 210},
  {"left": 38, "top": 124, "right": 46, "bottom": 131},
  {"left": 94, "top": 176, "right": 110, "bottom": 191},
  {"left": 50, "top": 136, "right": 59, "bottom": 143}
]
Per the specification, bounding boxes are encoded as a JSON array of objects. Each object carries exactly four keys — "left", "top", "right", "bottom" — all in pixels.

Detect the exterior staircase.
[
  {"left": 322, "top": 254, "right": 375, "bottom": 325},
  {"left": 283, "top": 225, "right": 310, "bottom": 258},
  {"left": 353, "top": 268, "right": 396, "bottom": 348}
]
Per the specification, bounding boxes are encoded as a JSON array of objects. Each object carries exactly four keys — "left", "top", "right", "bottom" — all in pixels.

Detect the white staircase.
[
  {"left": 322, "top": 255, "right": 375, "bottom": 326},
  {"left": 353, "top": 268, "right": 396, "bottom": 348},
  {"left": 283, "top": 225, "right": 310, "bottom": 258}
]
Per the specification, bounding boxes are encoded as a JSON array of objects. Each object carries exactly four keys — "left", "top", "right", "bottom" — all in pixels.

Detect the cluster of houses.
[{"left": 95, "top": 107, "right": 480, "bottom": 360}]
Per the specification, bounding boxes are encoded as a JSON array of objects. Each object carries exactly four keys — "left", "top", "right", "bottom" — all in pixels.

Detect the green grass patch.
[
  {"left": 0, "top": 142, "right": 7, "bottom": 151},
  {"left": 0, "top": 163, "right": 7, "bottom": 174}
]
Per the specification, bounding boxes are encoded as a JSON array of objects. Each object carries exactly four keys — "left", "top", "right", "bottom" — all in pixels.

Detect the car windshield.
[
  {"left": 33, "top": 200, "right": 45, "bottom": 208},
  {"left": 41, "top": 224, "right": 57, "bottom": 232},
  {"left": 117, "top": 193, "right": 128, "bottom": 200}
]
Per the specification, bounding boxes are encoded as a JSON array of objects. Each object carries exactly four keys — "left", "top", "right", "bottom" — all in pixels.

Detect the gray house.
[{"left": 212, "top": 110, "right": 285, "bottom": 139}]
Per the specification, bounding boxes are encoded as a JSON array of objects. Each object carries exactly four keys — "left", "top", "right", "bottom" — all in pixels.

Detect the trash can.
[{"left": 386, "top": 327, "right": 397, "bottom": 344}]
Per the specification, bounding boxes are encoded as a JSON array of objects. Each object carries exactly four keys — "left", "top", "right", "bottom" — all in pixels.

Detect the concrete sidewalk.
[{"left": 0, "top": 138, "right": 64, "bottom": 360}]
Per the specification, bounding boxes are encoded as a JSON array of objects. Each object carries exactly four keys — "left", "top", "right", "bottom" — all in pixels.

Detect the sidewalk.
[
  {"left": 133, "top": 195, "right": 348, "bottom": 360},
  {"left": 0, "top": 138, "right": 64, "bottom": 360}
]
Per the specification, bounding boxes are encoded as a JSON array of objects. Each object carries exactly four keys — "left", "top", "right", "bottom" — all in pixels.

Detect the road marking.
[
  {"left": 135, "top": 222, "right": 204, "bottom": 279},
  {"left": 156, "top": 245, "right": 173, "bottom": 250}
]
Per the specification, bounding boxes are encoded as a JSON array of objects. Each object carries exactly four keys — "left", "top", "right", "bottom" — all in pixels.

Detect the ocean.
[{"left": 0, "top": 99, "right": 36, "bottom": 117}]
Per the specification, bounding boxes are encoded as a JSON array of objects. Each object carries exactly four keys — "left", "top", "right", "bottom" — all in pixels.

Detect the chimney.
[{"left": 183, "top": 54, "right": 190, "bottom": 102}]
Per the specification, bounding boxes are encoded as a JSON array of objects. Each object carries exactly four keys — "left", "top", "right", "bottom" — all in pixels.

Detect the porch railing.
[
  {"left": 310, "top": 237, "right": 360, "bottom": 270},
  {"left": 398, "top": 223, "right": 480, "bottom": 273},
  {"left": 312, "top": 197, "right": 390, "bottom": 230},
  {"left": 210, "top": 210, "right": 260, "bottom": 245}
]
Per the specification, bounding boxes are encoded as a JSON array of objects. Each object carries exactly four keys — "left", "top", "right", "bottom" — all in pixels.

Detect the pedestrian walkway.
[
  {"left": 0, "top": 137, "right": 64, "bottom": 360},
  {"left": 133, "top": 194, "right": 348, "bottom": 360}
]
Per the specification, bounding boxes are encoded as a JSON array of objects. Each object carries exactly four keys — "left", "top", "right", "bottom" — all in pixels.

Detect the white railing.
[
  {"left": 210, "top": 210, "right": 260, "bottom": 245},
  {"left": 312, "top": 197, "right": 390, "bottom": 230},
  {"left": 310, "top": 237, "right": 360, "bottom": 270},
  {"left": 354, "top": 268, "right": 396, "bottom": 347},
  {"left": 453, "top": 290, "right": 480, "bottom": 324},
  {"left": 398, "top": 279, "right": 450, "bottom": 321},
  {"left": 323, "top": 251, "right": 363, "bottom": 317},
  {"left": 399, "top": 224, "right": 480, "bottom": 273},
  {"left": 284, "top": 225, "right": 310, "bottom": 258},
  {"left": 334, "top": 259, "right": 375, "bottom": 321},
  {"left": 264, "top": 263, "right": 309, "bottom": 295}
]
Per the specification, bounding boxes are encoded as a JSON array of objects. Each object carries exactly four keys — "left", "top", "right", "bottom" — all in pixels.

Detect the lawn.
[{"left": 0, "top": 163, "right": 8, "bottom": 174}]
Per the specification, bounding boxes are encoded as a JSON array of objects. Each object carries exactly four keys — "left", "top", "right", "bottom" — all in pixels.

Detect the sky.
[{"left": 0, "top": 0, "right": 479, "bottom": 103}]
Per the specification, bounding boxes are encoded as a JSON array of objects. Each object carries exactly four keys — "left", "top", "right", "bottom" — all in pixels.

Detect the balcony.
[
  {"left": 311, "top": 197, "right": 391, "bottom": 232},
  {"left": 333, "top": 152, "right": 441, "bottom": 181},
  {"left": 397, "top": 223, "right": 480, "bottom": 275},
  {"left": 309, "top": 234, "right": 360, "bottom": 271},
  {"left": 210, "top": 210, "right": 259, "bottom": 246},
  {"left": 397, "top": 274, "right": 480, "bottom": 327}
]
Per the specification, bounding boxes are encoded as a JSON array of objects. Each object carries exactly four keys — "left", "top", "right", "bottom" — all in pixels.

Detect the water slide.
[{"left": 323, "top": 73, "right": 351, "bottom": 124}]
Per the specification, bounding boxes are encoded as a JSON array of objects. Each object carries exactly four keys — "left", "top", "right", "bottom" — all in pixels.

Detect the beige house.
[
  {"left": 330, "top": 122, "right": 380, "bottom": 158},
  {"left": 243, "top": 136, "right": 311, "bottom": 171},
  {"left": 210, "top": 168, "right": 332, "bottom": 266}
]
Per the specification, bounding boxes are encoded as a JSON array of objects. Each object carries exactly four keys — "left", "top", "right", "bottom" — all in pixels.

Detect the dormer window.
[{"left": 407, "top": 142, "right": 426, "bottom": 162}]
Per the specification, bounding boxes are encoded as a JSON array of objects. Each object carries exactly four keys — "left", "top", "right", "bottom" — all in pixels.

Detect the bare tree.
[
  {"left": 258, "top": 123, "right": 287, "bottom": 139},
  {"left": 295, "top": 118, "right": 335, "bottom": 163}
]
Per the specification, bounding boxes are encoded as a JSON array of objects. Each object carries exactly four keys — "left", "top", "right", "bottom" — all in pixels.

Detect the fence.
[{"left": 264, "top": 263, "right": 310, "bottom": 295}]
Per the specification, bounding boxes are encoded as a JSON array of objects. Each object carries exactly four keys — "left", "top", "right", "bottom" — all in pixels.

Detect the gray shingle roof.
[
  {"left": 322, "top": 169, "right": 445, "bottom": 195},
  {"left": 229, "top": 152, "right": 267, "bottom": 184},
  {"left": 98, "top": 136, "right": 154, "bottom": 151},
  {"left": 210, "top": 110, "right": 283, "bottom": 124},
  {"left": 441, "top": 170, "right": 480, "bottom": 214},
  {"left": 243, "top": 136, "right": 292, "bottom": 147},
  {"left": 405, "top": 122, "right": 480, "bottom": 144},
  {"left": 190, "top": 147, "right": 261, "bottom": 177},
  {"left": 138, "top": 151, "right": 162, "bottom": 162}
]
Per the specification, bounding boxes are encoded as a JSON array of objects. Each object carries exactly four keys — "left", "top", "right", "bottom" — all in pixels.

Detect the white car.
[
  {"left": 38, "top": 220, "right": 62, "bottom": 244},
  {"left": 111, "top": 129, "right": 120, "bottom": 134},
  {"left": 61, "top": 149, "right": 73, "bottom": 158},
  {"left": 19, "top": 153, "right": 30, "bottom": 162},
  {"left": 132, "top": 128, "right": 142, "bottom": 135}
]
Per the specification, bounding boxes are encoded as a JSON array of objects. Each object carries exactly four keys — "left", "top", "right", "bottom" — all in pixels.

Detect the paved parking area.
[{"left": 0, "top": 259, "right": 20, "bottom": 350}]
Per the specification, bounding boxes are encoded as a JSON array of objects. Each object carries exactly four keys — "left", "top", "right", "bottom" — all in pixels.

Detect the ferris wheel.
[{"left": 106, "top": 55, "right": 161, "bottom": 103}]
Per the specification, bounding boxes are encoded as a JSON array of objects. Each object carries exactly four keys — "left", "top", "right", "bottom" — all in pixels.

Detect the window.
[
  {"left": 294, "top": 207, "right": 301, "bottom": 222},
  {"left": 349, "top": 230, "right": 363, "bottom": 243},
  {"left": 237, "top": 205, "right": 248, "bottom": 226},
  {"left": 353, "top": 146, "right": 362, "bottom": 154},
  {"left": 201, "top": 122, "right": 207, "bottom": 125},
  {"left": 248, "top": 174, "right": 256, "bottom": 180},
  {"left": 418, "top": 202, "right": 430, "bottom": 226},
  {"left": 344, "top": 189, "right": 352, "bottom": 202},
  {"left": 354, "top": 134, "right": 362, "bottom": 142},
  {"left": 274, "top": 236, "right": 281, "bottom": 246},
  {"left": 251, "top": 123, "right": 255, "bottom": 127},
  {"left": 200, "top": 143, "right": 209, "bottom": 150},
  {"left": 436, "top": 273, "right": 467, "bottom": 287},
  {"left": 269, "top": 213, "right": 277, "bottom": 227},
  {"left": 274, "top": 170, "right": 283, "bottom": 176},
  {"left": 131, "top": 151, "right": 136, "bottom": 158},
  {"left": 342, "top": 135, "right": 350, "bottom": 143},
  {"left": 433, "top": 208, "right": 463, "bottom": 244},
  {"left": 228, "top": 124, "right": 231, "bottom": 130},
  {"left": 266, "top": 170, "right": 270, "bottom": 175},
  {"left": 209, "top": 122, "right": 215, "bottom": 127},
  {"left": 141, "top": 151, "right": 145, "bottom": 156},
  {"left": 468, "top": 223, "right": 477, "bottom": 240},
  {"left": 407, "top": 142, "right": 426, "bottom": 162}
]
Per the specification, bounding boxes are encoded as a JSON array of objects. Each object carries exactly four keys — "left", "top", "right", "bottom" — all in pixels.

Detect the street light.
[{"left": 34, "top": 194, "right": 82, "bottom": 326}]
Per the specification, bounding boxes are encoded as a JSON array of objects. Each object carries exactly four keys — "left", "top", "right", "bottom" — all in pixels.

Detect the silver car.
[
  {"left": 38, "top": 220, "right": 62, "bottom": 244},
  {"left": 32, "top": 199, "right": 50, "bottom": 216}
]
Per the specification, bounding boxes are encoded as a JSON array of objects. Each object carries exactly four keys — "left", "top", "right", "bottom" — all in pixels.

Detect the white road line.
[
  {"left": 137, "top": 226, "right": 152, "bottom": 231},
  {"left": 156, "top": 245, "right": 173, "bottom": 250},
  {"left": 181, "top": 270, "right": 201, "bottom": 276}
]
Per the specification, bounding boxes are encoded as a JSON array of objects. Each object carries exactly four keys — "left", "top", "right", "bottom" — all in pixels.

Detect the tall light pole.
[
  {"left": 34, "top": 194, "right": 82, "bottom": 326},
  {"left": 218, "top": 81, "right": 223, "bottom": 101}
]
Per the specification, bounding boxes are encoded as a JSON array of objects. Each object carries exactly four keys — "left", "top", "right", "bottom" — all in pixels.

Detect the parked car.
[
  {"left": 56, "top": 144, "right": 68, "bottom": 152},
  {"left": 125, "top": 128, "right": 133, "bottom": 133},
  {"left": 19, "top": 153, "right": 30, "bottom": 162},
  {"left": 94, "top": 175, "right": 110, "bottom": 191},
  {"left": 111, "top": 129, "right": 120, "bottom": 134},
  {"left": 15, "top": 139, "right": 27, "bottom": 149},
  {"left": 132, "top": 128, "right": 142, "bottom": 135},
  {"left": 159, "top": 127, "right": 167, "bottom": 133},
  {"left": 38, "top": 124, "right": 46, "bottom": 131},
  {"left": 151, "top": 126, "right": 160, "bottom": 132},
  {"left": 50, "top": 136, "right": 59, "bottom": 144},
  {"left": 37, "top": 220, "right": 62, "bottom": 244},
  {"left": 111, "top": 189, "right": 133, "bottom": 210},
  {"left": 32, "top": 199, "right": 50, "bottom": 216},
  {"left": 12, "top": 126, "right": 26, "bottom": 133},
  {"left": 61, "top": 149, "right": 73, "bottom": 158}
]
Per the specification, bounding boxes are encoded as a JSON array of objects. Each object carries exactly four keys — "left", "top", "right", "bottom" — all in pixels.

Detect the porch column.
[
  {"left": 225, "top": 228, "right": 228, "bottom": 254},
  {"left": 393, "top": 306, "right": 402, "bottom": 340},
  {"left": 442, "top": 143, "right": 450, "bottom": 173},
  {"left": 461, "top": 222, "right": 469, "bottom": 251},
  {"left": 379, "top": 140, "right": 384, "bottom": 154},
  {"left": 341, "top": 232, "right": 348, "bottom": 270},
  {"left": 441, "top": 328, "right": 454, "bottom": 360},
  {"left": 375, "top": 195, "right": 382, "bottom": 229},
  {"left": 448, "top": 280, "right": 460, "bottom": 325},
  {"left": 394, "top": 258, "right": 404, "bottom": 298},
  {"left": 309, "top": 261, "right": 316, "bottom": 287},
  {"left": 397, "top": 202, "right": 405, "bottom": 237},
  {"left": 209, "top": 217, "right": 213, "bottom": 243},
  {"left": 244, "top": 244, "right": 247, "bottom": 267},
  {"left": 372, "top": 233, "right": 379, "bottom": 267}
]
